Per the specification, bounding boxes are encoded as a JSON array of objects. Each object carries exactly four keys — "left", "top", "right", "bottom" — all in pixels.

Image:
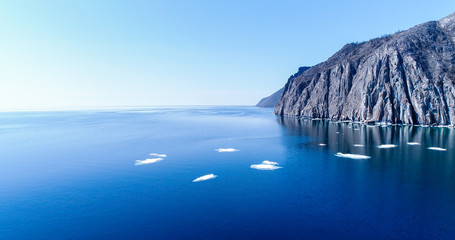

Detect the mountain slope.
[
  {"left": 275, "top": 12, "right": 455, "bottom": 126},
  {"left": 256, "top": 88, "right": 284, "bottom": 108},
  {"left": 257, "top": 66, "right": 311, "bottom": 108}
]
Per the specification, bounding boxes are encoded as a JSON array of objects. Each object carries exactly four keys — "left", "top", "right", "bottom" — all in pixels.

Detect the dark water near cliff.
[{"left": 0, "top": 106, "right": 454, "bottom": 239}]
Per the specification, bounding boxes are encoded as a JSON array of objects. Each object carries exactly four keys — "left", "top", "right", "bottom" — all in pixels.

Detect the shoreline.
[{"left": 276, "top": 114, "right": 455, "bottom": 129}]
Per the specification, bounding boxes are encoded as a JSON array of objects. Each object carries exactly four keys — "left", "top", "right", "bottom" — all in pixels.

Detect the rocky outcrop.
[
  {"left": 257, "top": 67, "right": 311, "bottom": 108},
  {"left": 275, "top": 12, "right": 455, "bottom": 126}
]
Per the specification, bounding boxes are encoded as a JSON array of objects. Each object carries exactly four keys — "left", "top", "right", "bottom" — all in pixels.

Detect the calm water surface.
[{"left": 0, "top": 106, "right": 454, "bottom": 239}]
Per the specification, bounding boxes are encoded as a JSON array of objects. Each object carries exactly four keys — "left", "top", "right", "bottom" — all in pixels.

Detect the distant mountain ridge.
[
  {"left": 256, "top": 88, "right": 284, "bottom": 108},
  {"left": 256, "top": 67, "right": 310, "bottom": 108},
  {"left": 273, "top": 12, "right": 455, "bottom": 126}
]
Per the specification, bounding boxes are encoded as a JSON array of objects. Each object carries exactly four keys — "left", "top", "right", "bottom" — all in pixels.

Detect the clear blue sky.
[{"left": 1, "top": 0, "right": 454, "bottom": 110}]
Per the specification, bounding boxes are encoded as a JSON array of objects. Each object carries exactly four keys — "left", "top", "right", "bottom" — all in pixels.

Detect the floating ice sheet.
[
  {"left": 193, "top": 174, "right": 217, "bottom": 182},
  {"left": 378, "top": 144, "right": 397, "bottom": 149},
  {"left": 262, "top": 160, "right": 278, "bottom": 165},
  {"left": 251, "top": 160, "right": 282, "bottom": 170},
  {"left": 250, "top": 164, "right": 282, "bottom": 170},
  {"left": 215, "top": 148, "right": 239, "bottom": 152},
  {"left": 428, "top": 147, "right": 447, "bottom": 151},
  {"left": 135, "top": 158, "right": 163, "bottom": 166},
  {"left": 335, "top": 153, "right": 371, "bottom": 159},
  {"left": 353, "top": 144, "right": 364, "bottom": 147},
  {"left": 407, "top": 142, "right": 421, "bottom": 145}
]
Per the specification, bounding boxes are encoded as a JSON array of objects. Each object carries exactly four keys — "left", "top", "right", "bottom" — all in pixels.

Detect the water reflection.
[
  {"left": 277, "top": 116, "right": 455, "bottom": 238},
  {"left": 278, "top": 116, "right": 455, "bottom": 184},
  {"left": 278, "top": 116, "right": 455, "bottom": 161}
]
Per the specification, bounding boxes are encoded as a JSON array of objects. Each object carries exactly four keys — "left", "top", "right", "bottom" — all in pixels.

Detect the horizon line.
[{"left": 0, "top": 104, "right": 262, "bottom": 113}]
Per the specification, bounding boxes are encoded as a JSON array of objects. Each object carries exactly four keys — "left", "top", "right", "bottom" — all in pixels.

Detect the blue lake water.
[{"left": 0, "top": 106, "right": 454, "bottom": 239}]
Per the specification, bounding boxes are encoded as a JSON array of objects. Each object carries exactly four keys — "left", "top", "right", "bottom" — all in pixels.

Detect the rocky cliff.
[
  {"left": 257, "top": 67, "right": 311, "bottom": 107},
  {"left": 275, "top": 12, "right": 455, "bottom": 126}
]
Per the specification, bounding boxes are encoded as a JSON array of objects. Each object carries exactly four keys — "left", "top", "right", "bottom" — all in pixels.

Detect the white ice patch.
[
  {"left": 135, "top": 158, "right": 163, "bottom": 166},
  {"left": 353, "top": 144, "right": 364, "bottom": 147},
  {"left": 407, "top": 142, "right": 421, "bottom": 146},
  {"left": 149, "top": 153, "right": 167, "bottom": 157},
  {"left": 428, "top": 147, "right": 447, "bottom": 151},
  {"left": 378, "top": 144, "right": 397, "bottom": 149},
  {"left": 193, "top": 174, "right": 217, "bottom": 182},
  {"left": 215, "top": 148, "right": 239, "bottom": 152},
  {"left": 250, "top": 164, "right": 282, "bottom": 170},
  {"left": 262, "top": 160, "right": 278, "bottom": 165},
  {"left": 251, "top": 160, "right": 282, "bottom": 170},
  {"left": 319, "top": 143, "right": 327, "bottom": 146},
  {"left": 335, "top": 152, "right": 371, "bottom": 159}
]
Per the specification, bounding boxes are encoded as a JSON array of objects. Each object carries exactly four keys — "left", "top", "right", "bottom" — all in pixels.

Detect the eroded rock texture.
[{"left": 275, "top": 12, "right": 455, "bottom": 126}]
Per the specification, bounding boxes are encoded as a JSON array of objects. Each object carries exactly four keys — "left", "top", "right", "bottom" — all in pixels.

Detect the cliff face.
[
  {"left": 275, "top": 12, "right": 455, "bottom": 126},
  {"left": 257, "top": 67, "right": 311, "bottom": 108}
]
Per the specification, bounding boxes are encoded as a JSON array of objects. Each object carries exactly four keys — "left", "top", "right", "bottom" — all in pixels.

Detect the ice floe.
[
  {"left": 353, "top": 144, "right": 364, "bottom": 147},
  {"left": 319, "top": 143, "right": 327, "bottom": 146},
  {"left": 149, "top": 153, "right": 167, "bottom": 157},
  {"left": 251, "top": 160, "right": 282, "bottom": 170},
  {"left": 377, "top": 144, "right": 397, "bottom": 149},
  {"left": 407, "top": 142, "right": 421, "bottom": 145},
  {"left": 135, "top": 152, "right": 167, "bottom": 166},
  {"left": 215, "top": 148, "right": 239, "bottom": 152},
  {"left": 262, "top": 160, "right": 278, "bottom": 165},
  {"left": 334, "top": 153, "right": 371, "bottom": 159},
  {"left": 428, "top": 147, "right": 447, "bottom": 151},
  {"left": 135, "top": 158, "right": 164, "bottom": 166},
  {"left": 193, "top": 174, "right": 217, "bottom": 182}
]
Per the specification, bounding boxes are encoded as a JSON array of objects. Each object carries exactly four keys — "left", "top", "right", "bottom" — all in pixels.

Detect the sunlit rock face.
[{"left": 275, "top": 12, "right": 455, "bottom": 126}]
